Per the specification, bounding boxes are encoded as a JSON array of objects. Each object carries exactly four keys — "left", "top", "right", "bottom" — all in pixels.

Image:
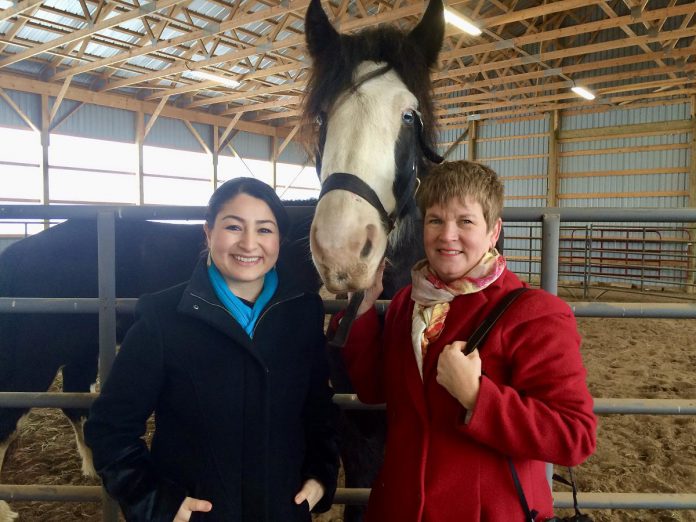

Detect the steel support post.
[
  {"left": 96, "top": 211, "right": 120, "bottom": 522},
  {"left": 541, "top": 213, "right": 561, "bottom": 295},
  {"left": 541, "top": 213, "right": 561, "bottom": 487}
]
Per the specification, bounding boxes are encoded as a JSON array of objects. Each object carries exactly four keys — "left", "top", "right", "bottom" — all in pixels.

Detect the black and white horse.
[
  {"left": 304, "top": 0, "right": 444, "bottom": 295},
  {"left": 302, "top": 1, "right": 445, "bottom": 520}
]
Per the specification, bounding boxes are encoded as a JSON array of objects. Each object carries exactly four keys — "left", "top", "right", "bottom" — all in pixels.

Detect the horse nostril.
[
  {"left": 362, "top": 223, "right": 376, "bottom": 259},
  {"left": 360, "top": 238, "right": 373, "bottom": 259}
]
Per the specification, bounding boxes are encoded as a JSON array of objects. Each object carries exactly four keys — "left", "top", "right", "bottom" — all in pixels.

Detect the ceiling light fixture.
[
  {"left": 192, "top": 70, "right": 241, "bottom": 89},
  {"left": 571, "top": 84, "right": 595, "bottom": 100},
  {"left": 185, "top": 63, "right": 241, "bottom": 88},
  {"left": 444, "top": 8, "right": 482, "bottom": 36}
]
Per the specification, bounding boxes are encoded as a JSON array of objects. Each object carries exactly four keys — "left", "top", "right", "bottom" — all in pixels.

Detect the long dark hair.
[{"left": 205, "top": 177, "right": 290, "bottom": 238}]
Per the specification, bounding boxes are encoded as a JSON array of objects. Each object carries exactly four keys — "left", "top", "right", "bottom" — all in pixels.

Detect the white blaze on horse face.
[{"left": 311, "top": 62, "right": 418, "bottom": 293}]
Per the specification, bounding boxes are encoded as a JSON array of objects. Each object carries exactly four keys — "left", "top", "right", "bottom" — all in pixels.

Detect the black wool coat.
[{"left": 84, "top": 259, "right": 340, "bottom": 522}]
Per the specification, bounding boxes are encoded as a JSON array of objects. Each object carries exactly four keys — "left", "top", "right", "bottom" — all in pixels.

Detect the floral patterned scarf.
[{"left": 410, "top": 249, "right": 505, "bottom": 378}]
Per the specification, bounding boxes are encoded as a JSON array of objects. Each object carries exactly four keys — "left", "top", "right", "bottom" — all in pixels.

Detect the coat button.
[{"left": 193, "top": 304, "right": 199, "bottom": 310}]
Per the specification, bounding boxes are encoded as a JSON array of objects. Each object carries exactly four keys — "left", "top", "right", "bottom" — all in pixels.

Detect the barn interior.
[{"left": 1, "top": 0, "right": 696, "bottom": 521}]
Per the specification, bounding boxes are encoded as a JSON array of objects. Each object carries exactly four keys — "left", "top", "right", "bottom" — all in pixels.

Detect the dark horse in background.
[{"left": 302, "top": 0, "right": 445, "bottom": 520}]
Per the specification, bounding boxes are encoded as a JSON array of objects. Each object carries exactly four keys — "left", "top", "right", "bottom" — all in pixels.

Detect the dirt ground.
[{"left": 1, "top": 284, "right": 695, "bottom": 521}]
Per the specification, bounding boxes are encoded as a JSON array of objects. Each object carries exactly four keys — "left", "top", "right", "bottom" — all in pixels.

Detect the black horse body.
[{"left": 0, "top": 206, "right": 320, "bottom": 450}]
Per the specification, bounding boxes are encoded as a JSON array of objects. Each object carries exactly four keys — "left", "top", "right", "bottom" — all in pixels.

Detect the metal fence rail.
[{"left": 2, "top": 205, "right": 696, "bottom": 518}]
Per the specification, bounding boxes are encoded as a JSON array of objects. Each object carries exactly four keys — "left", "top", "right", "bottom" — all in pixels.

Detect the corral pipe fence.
[
  {"left": 503, "top": 223, "right": 696, "bottom": 295},
  {"left": 2, "top": 205, "right": 696, "bottom": 519}
]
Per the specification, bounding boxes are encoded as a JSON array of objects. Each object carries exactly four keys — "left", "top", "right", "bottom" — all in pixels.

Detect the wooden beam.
[
  {"left": 557, "top": 190, "right": 688, "bottom": 199},
  {"left": 441, "top": 2, "right": 696, "bottom": 69},
  {"left": 187, "top": 82, "right": 307, "bottom": 109},
  {"left": 558, "top": 120, "right": 694, "bottom": 140},
  {"left": 439, "top": 26, "right": 696, "bottom": 80},
  {"left": 143, "top": 95, "right": 170, "bottom": 137},
  {"left": 560, "top": 167, "right": 688, "bottom": 178},
  {"left": 102, "top": 1, "right": 430, "bottom": 91},
  {"left": 53, "top": 0, "right": 311, "bottom": 81},
  {"left": 224, "top": 96, "right": 302, "bottom": 115},
  {"left": 547, "top": 111, "right": 559, "bottom": 207},
  {"left": 0, "top": 87, "right": 37, "bottom": 131},
  {"left": 468, "top": 120, "right": 477, "bottom": 161},
  {"left": 0, "top": 0, "right": 44, "bottom": 24},
  {"left": 0, "top": 71, "right": 279, "bottom": 137},
  {"left": 0, "top": 3, "right": 41, "bottom": 54},
  {"left": 437, "top": 63, "right": 696, "bottom": 107},
  {"left": 559, "top": 143, "right": 689, "bottom": 156},
  {"left": 49, "top": 101, "right": 84, "bottom": 132},
  {"left": 442, "top": 127, "right": 469, "bottom": 160},
  {"left": 478, "top": 0, "right": 608, "bottom": 29},
  {"left": 49, "top": 75, "right": 73, "bottom": 123},
  {"left": 218, "top": 112, "right": 243, "bottom": 153},
  {"left": 276, "top": 124, "right": 300, "bottom": 156},
  {"left": 433, "top": 45, "right": 696, "bottom": 91},
  {"left": 0, "top": 0, "right": 188, "bottom": 68},
  {"left": 145, "top": 61, "right": 304, "bottom": 101},
  {"left": 184, "top": 120, "right": 211, "bottom": 154}
]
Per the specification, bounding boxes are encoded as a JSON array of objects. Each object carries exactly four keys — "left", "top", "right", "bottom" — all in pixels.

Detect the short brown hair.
[{"left": 416, "top": 160, "right": 504, "bottom": 230}]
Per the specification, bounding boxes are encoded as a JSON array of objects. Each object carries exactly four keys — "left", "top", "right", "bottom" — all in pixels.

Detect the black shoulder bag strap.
[
  {"left": 465, "top": 286, "right": 539, "bottom": 522},
  {"left": 464, "top": 287, "right": 529, "bottom": 355}
]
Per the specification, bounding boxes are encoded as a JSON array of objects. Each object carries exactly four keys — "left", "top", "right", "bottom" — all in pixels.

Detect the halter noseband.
[{"left": 315, "top": 65, "right": 443, "bottom": 234}]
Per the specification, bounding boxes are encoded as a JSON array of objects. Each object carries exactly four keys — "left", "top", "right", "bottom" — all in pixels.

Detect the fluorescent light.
[
  {"left": 571, "top": 85, "right": 595, "bottom": 100},
  {"left": 190, "top": 69, "right": 241, "bottom": 89},
  {"left": 444, "top": 8, "right": 482, "bottom": 36}
]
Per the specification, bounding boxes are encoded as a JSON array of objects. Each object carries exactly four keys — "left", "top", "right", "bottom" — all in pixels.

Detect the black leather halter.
[
  {"left": 315, "top": 65, "right": 444, "bottom": 347},
  {"left": 315, "top": 65, "right": 443, "bottom": 234}
]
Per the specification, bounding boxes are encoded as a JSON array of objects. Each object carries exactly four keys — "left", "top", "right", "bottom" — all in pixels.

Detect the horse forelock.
[{"left": 302, "top": 25, "right": 437, "bottom": 154}]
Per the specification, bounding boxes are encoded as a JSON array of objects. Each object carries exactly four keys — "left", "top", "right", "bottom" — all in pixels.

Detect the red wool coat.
[{"left": 342, "top": 269, "right": 596, "bottom": 522}]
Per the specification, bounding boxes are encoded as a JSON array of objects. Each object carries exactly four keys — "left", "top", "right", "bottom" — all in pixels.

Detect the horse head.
[{"left": 303, "top": 0, "right": 444, "bottom": 293}]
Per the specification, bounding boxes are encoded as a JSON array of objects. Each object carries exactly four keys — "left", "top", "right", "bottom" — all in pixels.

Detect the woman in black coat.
[{"left": 85, "top": 177, "right": 340, "bottom": 522}]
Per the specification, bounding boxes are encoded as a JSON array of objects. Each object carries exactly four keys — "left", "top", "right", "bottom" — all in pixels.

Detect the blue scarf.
[{"left": 207, "top": 262, "right": 279, "bottom": 338}]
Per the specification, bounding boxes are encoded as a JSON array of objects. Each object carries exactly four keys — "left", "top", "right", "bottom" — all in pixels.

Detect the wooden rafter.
[
  {"left": 0, "top": 0, "right": 189, "bottom": 69},
  {"left": 0, "top": 0, "right": 693, "bottom": 139}
]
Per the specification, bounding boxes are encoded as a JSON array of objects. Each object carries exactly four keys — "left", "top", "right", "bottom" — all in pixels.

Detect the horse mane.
[{"left": 301, "top": 25, "right": 438, "bottom": 156}]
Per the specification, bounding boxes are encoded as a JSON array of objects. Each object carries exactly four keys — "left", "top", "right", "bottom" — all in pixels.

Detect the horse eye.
[{"left": 402, "top": 110, "right": 415, "bottom": 125}]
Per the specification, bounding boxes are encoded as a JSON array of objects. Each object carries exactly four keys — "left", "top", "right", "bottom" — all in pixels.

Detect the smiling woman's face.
[
  {"left": 205, "top": 193, "right": 280, "bottom": 299},
  {"left": 423, "top": 196, "right": 501, "bottom": 284}
]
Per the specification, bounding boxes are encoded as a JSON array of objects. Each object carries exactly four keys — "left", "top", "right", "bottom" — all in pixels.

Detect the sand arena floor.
[{"left": 1, "top": 285, "right": 695, "bottom": 521}]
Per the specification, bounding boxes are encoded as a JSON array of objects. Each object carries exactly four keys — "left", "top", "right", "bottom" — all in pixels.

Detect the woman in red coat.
[{"left": 341, "top": 160, "right": 597, "bottom": 522}]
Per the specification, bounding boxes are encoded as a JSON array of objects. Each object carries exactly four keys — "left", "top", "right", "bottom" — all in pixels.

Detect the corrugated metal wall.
[
  {"left": 435, "top": 102, "right": 694, "bottom": 288},
  {"left": 146, "top": 116, "right": 204, "bottom": 151},
  {"left": 0, "top": 89, "right": 41, "bottom": 128},
  {"left": 56, "top": 102, "right": 135, "bottom": 142},
  {"left": 557, "top": 102, "right": 692, "bottom": 287}
]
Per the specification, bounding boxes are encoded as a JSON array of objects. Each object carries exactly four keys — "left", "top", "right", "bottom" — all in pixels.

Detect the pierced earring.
[{"left": 207, "top": 250, "right": 212, "bottom": 267}]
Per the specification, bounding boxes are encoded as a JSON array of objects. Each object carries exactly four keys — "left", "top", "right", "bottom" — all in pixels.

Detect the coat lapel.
[{"left": 397, "top": 295, "right": 429, "bottom": 422}]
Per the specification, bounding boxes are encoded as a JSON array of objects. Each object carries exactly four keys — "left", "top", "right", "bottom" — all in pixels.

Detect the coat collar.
[{"left": 177, "top": 258, "right": 306, "bottom": 355}]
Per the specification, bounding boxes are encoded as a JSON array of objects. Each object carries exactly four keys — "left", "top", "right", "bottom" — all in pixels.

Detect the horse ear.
[
  {"left": 305, "top": 0, "right": 340, "bottom": 61},
  {"left": 406, "top": 0, "right": 444, "bottom": 68}
]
